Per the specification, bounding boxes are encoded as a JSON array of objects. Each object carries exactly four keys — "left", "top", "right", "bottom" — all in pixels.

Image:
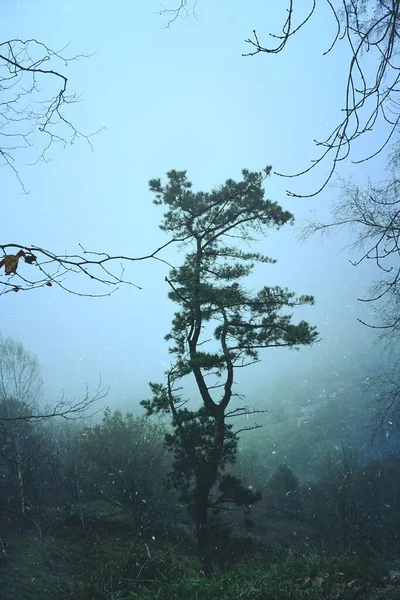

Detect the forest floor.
[{"left": 0, "top": 511, "right": 400, "bottom": 600}]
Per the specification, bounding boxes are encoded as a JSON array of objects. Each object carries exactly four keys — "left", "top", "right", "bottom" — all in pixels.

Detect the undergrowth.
[
  {"left": 0, "top": 515, "right": 395, "bottom": 600},
  {"left": 70, "top": 543, "right": 389, "bottom": 600}
]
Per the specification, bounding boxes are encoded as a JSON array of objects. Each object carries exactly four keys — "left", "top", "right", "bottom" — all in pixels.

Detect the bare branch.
[
  {"left": 0, "top": 38, "right": 184, "bottom": 296},
  {"left": 156, "top": 0, "right": 199, "bottom": 28},
  {"left": 0, "top": 238, "right": 181, "bottom": 297},
  {"left": 0, "top": 38, "right": 101, "bottom": 191},
  {"left": 365, "top": 363, "right": 400, "bottom": 437},
  {"left": 225, "top": 407, "right": 267, "bottom": 418},
  {"left": 244, "top": 1, "right": 400, "bottom": 197},
  {"left": 233, "top": 423, "right": 263, "bottom": 436},
  {"left": 304, "top": 174, "right": 400, "bottom": 329}
]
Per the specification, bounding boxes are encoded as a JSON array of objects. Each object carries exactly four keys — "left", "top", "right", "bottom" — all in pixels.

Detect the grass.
[
  {"left": 0, "top": 531, "right": 54, "bottom": 600},
  {"left": 0, "top": 515, "right": 136, "bottom": 600},
  {"left": 0, "top": 507, "right": 397, "bottom": 600},
  {"left": 124, "top": 548, "right": 390, "bottom": 600}
]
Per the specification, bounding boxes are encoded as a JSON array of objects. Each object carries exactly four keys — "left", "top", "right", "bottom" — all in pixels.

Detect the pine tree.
[{"left": 141, "top": 167, "right": 318, "bottom": 575}]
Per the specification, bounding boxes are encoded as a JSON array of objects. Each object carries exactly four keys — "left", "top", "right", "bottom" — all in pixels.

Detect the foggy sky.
[{"left": 2, "top": 0, "right": 384, "bottom": 413}]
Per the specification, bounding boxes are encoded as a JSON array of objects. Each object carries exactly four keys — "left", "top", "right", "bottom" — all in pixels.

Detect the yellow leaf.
[{"left": 0, "top": 250, "right": 25, "bottom": 275}]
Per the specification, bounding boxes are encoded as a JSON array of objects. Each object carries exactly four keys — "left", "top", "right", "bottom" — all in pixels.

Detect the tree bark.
[
  {"left": 195, "top": 480, "right": 213, "bottom": 577},
  {"left": 193, "top": 413, "right": 226, "bottom": 576},
  {"left": 12, "top": 430, "right": 26, "bottom": 516},
  {"left": 0, "top": 536, "right": 7, "bottom": 566}
]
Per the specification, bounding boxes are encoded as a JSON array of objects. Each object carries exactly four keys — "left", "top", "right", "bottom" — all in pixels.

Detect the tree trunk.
[
  {"left": 193, "top": 413, "right": 225, "bottom": 576},
  {"left": 13, "top": 432, "right": 26, "bottom": 516},
  {"left": 75, "top": 467, "right": 85, "bottom": 530},
  {"left": 195, "top": 480, "right": 213, "bottom": 577},
  {"left": 0, "top": 536, "right": 7, "bottom": 566}
]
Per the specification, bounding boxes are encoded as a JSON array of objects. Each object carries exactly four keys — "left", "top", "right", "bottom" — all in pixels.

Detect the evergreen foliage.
[{"left": 141, "top": 167, "right": 318, "bottom": 574}]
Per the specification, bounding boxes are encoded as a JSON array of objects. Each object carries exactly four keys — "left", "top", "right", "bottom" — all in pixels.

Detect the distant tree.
[
  {"left": 0, "top": 333, "right": 42, "bottom": 407},
  {"left": 266, "top": 464, "right": 300, "bottom": 521},
  {"left": 318, "top": 443, "right": 359, "bottom": 547},
  {"left": 305, "top": 172, "right": 400, "bottom": 430},
  {"left": 351, "top": 457, "right": 400, "bottom": 550},
  {"left": 0, "top": 331, "right": 105, "bottom": 437},
  {"left": 0, "top": 334, "right": 107, "bottom": 515},
  {"left": 0, "top": 333, "right": 43, "bottom": 514},
  {"left": 0, "top": 38, "right": 177, "bottom": 296},
  {"left": 78, "top": 409, "right": 171, "bottom": 536},
  {"left": 306, "top": 175, "right": 400, "bottom": 326},
  {"left": 141, "top": 168, "right": 318, "bottom": 575},
  {"left": 367, "top": 361, "right": 400, "bottom": 436},
  {"left": 29, "top": 418, "right": 84, "bottom": 513}
]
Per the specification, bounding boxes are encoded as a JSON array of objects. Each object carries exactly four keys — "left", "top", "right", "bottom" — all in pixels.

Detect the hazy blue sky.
[{"left": 1, "top": 1, "right": 385, "bottom": 411}]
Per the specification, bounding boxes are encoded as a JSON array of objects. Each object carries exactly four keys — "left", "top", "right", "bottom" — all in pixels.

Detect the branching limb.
[
  {"left": 0, "top": 38, "right": 101, "bottom": 191},
  {"left": 304, "top": 175, "right": 400, "bottom": 328},
  {"left": 244, "top": 1, "right": 400, "bottom": 197},
  {"left": 156, "top": 0, "right": 199, "bottom": 28},
  {"left": 0, "top": 378, "right": 107, "bottom": 423},
  {"left": 0, "top": 238, "right": 180, "bottom": 296}
]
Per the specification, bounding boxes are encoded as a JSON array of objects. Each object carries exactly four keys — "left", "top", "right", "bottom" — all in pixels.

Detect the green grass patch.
[
  {"left": 0, "top": 516, "right": 395, "bottom": 600},
  {"left": 123, "top": 548, "right": 390, "bottom": 600}
]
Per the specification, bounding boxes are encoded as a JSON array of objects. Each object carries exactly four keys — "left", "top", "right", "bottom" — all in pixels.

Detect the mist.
[{"left": 1, "top": 1, "right": 399, "bottom": 598}]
